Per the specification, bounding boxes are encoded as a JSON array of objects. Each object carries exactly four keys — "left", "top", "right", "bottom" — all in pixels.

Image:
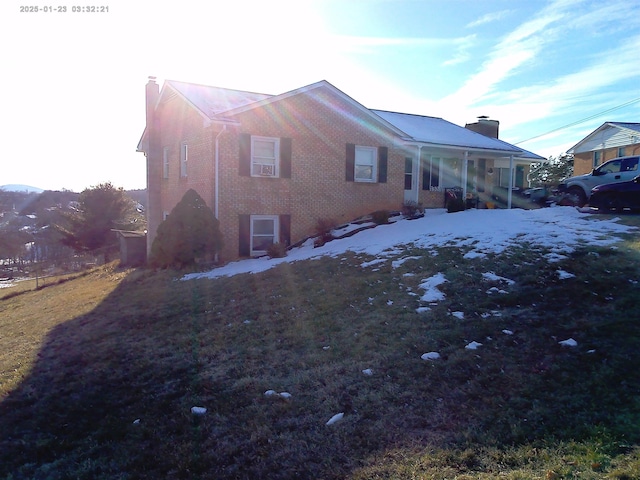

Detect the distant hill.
[{"left": 1, "top": 184, "right": 45, "bottom": 194}]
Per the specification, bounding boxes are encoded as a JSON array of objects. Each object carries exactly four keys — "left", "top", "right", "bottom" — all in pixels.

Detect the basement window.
[{"left": 250, "top": 215, "right": 279, "bottom": 256}]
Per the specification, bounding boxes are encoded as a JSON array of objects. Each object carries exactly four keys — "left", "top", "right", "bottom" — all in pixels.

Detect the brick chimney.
[
  {"left": 465, "top": 116, "right": 499, "bottom": 139},
  {"left": 145, "top": 76, "right": 159, "bottom": 129},
  {"left": 145, "top": 76, "right": 161, "bottom": 257}
]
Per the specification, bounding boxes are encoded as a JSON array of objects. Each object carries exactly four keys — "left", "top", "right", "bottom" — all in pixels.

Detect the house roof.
[
  {"left": 567, "top": 121, "right": 640, "bottom": 154},
  {"left": 371, "top": 110, "right": 544, "bottom": 161},
  {"left": 140, "top": 78, "right": 544, "bottom": 161},
  {"left": 165, "top": 80, "right": 273, "bottom": 119}
]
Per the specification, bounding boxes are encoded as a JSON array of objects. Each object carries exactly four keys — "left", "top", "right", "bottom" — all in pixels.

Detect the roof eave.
[{"left": 401, "top": 139, "right": 522, "bottom": 157}]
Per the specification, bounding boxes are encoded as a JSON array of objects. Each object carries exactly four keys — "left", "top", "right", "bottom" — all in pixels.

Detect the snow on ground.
[
  {"left": 418, "top": 273, "right": 448, "bottom": 302},
  {"left": 183, "top": 207, "right": 635, "bottom": 281}
]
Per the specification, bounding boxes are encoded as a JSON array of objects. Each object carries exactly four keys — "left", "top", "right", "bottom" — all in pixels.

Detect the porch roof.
[{"left": 371, "top": 110, "right": 544, "bottom": 161}]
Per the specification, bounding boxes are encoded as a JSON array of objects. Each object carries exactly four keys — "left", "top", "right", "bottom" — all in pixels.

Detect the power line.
[{"left": 515, "top": 96, "right": 640, "bottom": 145}]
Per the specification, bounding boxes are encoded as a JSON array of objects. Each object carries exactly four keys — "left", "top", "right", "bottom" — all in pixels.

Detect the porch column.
[
  {"left": 507, "top": 154, "right": 514, "bottom": 209},
  {"left": 462, "top": 150, "right": 469, "bottom": 200}
]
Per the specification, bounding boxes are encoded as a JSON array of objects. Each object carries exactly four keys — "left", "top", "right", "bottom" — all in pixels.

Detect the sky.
[
  {"left": 2, "top": 0, "right": 639, "bottom": 192},
  {"left": 183, "top": 206, "right": 635, "bottom": 280}
]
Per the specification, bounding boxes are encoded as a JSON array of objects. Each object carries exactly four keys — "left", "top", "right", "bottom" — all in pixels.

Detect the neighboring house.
[
  {"left": 137, "top": 77, "right": 544, "bottom": 263},
  {"left": 568, "top": 122, "right": 640, "bottom": 176}
]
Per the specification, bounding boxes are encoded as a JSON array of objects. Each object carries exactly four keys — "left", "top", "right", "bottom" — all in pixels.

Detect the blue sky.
[{"left": 2, "top": 0, "right": 639, "bottom": 192}]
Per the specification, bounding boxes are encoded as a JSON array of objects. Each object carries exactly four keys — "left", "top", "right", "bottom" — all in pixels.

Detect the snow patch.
[
  {"left": 465, "top": 341, "right": 483, "bottom": 350},
  {"left": 557, "top": 270, "right": 575, "bottom": 279},
  {"left": 418, "top": 273, "right": 447, "bottom": 302},
  {"left": 559, "top": 338, "right": 578, "bottom": 347},
  {"left": 421, "top": 352, "right": 441, "bottom": 360},
  {"left": 183, "top": 208, "right": 635, "bottom": 280},
  {"left": 326, "top": 412, "right": 344, "bottom": 426}
]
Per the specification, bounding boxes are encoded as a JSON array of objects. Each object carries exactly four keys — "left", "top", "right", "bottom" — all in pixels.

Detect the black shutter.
[
  {"left": 280, "top": 138, "right": 292, "bottom": 178},
  {"left": 378, "top": 146, "right": 388, "bottom": 183},
  {"left": 279, "top": 214, "right": 291, "bottom": 247},
  {"left": 239, "top": 133, "right": 251, "bottom": 176},
  {"left": 345, "top": 143, "right": 355, "bottom": 181},
  {"left": 239, "top": 214, "right": 250, "bottom": 256}
]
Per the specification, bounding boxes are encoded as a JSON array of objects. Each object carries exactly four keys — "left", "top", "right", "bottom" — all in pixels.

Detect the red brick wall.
[{"left": 150, "top": 87, "right": 410, "bottom": 262}]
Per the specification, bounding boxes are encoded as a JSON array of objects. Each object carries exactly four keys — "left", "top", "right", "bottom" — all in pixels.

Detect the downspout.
[
  {"left": 214, "top": 125, "right": 227, "bottom": 220},
  {"left": 507, "top": 154, "right": 514, "bottom": 209},
  {"left": 214, "top": 125, "right": 227, "bottom": 263}
]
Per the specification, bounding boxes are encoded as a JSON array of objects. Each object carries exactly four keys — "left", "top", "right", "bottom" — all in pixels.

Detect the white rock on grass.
[
  {"left": 559, "top": 338, "right": 578, "bottom": 347},
  {"left": 264, "top": 390, "right": 292, "bottom": 399},
  {"left": 362, "top": 368, "right": 373, "bottom": 376},
  {"left": 465, "top": 341, "right": 483, "bottom": 350},
  {"left": 421, "top": 352, "right": 441, "bottom": 361},
  {"left": 451, "top": 311, "right": 464, "bottom": 319},
  {"left": 502, "top": 329, "right": 514, "bottom": 335},
  {"left": 191, "top": 406, "right": 207, "bottom": 415},
  {"left": 326, "top": 412, "right": 344, "bottom": 426}
]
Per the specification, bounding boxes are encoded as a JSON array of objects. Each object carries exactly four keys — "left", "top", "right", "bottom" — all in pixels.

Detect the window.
[
  {"left": 497, "top": 168, "right": 512, "bottom": 187},
  {"left": 180, "top": 142, "right": 188, "bottom": 177},
  {"left": 621, "top": 157, "right": 638, "bottom": 172},
  {"left": 251, "top": 136, "right": 279, "bottom": 177},
  {"left": 163, "top": 147, "right": 169, "bottom": 179},
  {"left": 618, "top": 147, "right": 626, "bottom": 157},
  {"left": 422, "top": 155, "right": 441, "bottom": 190},
  {"left": 354, "top": 146, "right": 377, "bottom": 182},
  {"left": 593, "top": 151, "right": 601, "bottom": 168},
  {"left": 251, "top": 215, "right": 279, "bottom": 255},
  {"left": 404, "top": 157, "right": 413, "bottom": 190}
]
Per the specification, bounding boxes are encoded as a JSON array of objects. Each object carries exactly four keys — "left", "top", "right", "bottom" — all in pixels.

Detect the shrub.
[
  {"left": 371, "top": 210, "right": 390, "bottom": 225},
  {"left": 402, "top": 201, "right": 424, "bottom": 218},
  {"left": 266, "top": 242, "right": 287, "bottom": 259},
  {"left": 314, "top": 218, "right": 337, "bottom": 247},
  {"left": 149, "top": 189, "right": 223, "bottom": 269}
]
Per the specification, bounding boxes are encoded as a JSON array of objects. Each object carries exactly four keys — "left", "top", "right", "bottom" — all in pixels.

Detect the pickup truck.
[{"left": 557, "top": 155, "right": 639, "bottom": 206}]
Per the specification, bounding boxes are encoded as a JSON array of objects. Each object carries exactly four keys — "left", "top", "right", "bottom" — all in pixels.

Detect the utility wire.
[{"left": 515, "top": 96, "right": 640, "bottom": 145}]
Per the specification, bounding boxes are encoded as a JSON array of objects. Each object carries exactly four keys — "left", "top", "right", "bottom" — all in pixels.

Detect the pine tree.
[{"left": 149, "top": 189, "right": 223, "bottom": 269}]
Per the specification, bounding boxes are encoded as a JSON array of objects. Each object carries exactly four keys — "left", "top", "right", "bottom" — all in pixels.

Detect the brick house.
[
  {"left": 568, "top": 122, "right": 640, "bottom": 176},
  {"left": 137, "top": 77, "right": 543, "bottom": 263}
]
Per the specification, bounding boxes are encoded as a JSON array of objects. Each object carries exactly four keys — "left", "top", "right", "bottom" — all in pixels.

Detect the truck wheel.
[{"left": 567, "top": 186, "right": 587, "bottom": 207}]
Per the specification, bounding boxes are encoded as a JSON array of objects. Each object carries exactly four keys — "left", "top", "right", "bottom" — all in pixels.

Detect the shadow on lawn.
[
  {"left": 2, "top": 252, "right": 640, "bottom": 479},
  {"left": 0, "top": 269, "right": 211, "bottom": 479}
]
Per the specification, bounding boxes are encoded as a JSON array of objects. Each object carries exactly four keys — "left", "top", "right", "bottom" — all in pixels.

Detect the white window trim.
[
  {"left": 354, "top": 145, "right": 377, "bottom": 183},
  {"left": 250, "top": 215, "right": 279, "bottom": 256},
  {"left": 251, "top": 136, "right": 279, "bottom": 178},
  {"left": 163, "top": 147, "right": 169, "bottom": 179},
  {"left": 180, "top": 142, "right": 188, "bottom": 178}
]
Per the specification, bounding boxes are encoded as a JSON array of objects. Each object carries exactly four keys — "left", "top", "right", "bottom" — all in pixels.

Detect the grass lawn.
[{"left": 1, "top": 215, "right": 640, "bottom": 479}]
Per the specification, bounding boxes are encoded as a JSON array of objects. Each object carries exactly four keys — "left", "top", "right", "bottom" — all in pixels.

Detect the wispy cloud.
[
  {"left": 442, "top": 35, "right": 477, "bottom": 66},
  {"left": 438, "top": 0, "right": 579, "bottom": 109},
  {"left": 466, "top": 10, "right": 512, "bottom": 28}
]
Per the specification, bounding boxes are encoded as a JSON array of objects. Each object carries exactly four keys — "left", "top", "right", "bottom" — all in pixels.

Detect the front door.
[{"left": 404, "top": 156, "right": 419, "bottom": 203}]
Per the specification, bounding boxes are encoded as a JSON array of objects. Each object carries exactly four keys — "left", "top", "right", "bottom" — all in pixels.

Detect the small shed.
[{"left": 115, "top": 230, "right": 147, "bottom": 266}]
